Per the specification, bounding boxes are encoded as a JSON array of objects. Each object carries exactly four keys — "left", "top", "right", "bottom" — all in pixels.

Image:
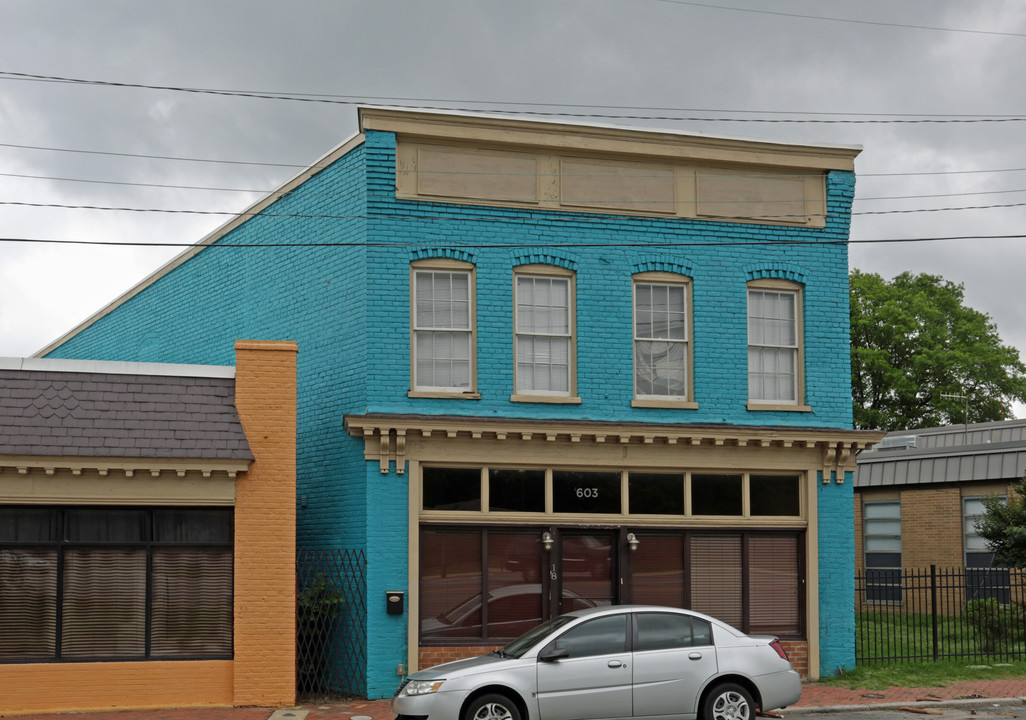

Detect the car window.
[
  {"left": 551, "top": 614, "right": 628, "bottom": 658},
  {"left": 692, "top": 618, "right": 713, "bottom": 646},
  {"left": 636, "top": 612, "right": 714, "bottom": 651},
  {"left": 503, "top": 615, "right": 576, "bottom": 658}
]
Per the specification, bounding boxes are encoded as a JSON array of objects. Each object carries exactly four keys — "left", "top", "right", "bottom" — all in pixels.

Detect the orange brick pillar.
[{"left": 232, "top": 340, "right": 298, "bottom": 706}]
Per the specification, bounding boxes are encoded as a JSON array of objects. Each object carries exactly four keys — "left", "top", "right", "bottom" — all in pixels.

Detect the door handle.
[
  {"left": 688, "top": 652, "right": 703, "bottom": 660},
  {"left": 607, "top": 660, "right": 623, "bottom": 668}
]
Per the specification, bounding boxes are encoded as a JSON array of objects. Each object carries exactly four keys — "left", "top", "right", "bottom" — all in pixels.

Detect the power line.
[
  {"left": 650, "top": 0, "right": 1026, "bottom": 38},
  {"left": 2, "top": 71, "right": 1025, "bottom": 124},
  {"left": 6, "top": 168, "right": 1026, "bottom": 204},
  {"left": 0, "top": 141, "right": 310, "bottom": 169},
  {"left": 3, "top": 198, "right": 1026, "bottom": 219},
  {"left": 0, "top": 233, "right": 1023, "bottom": 249},
  {"left": 6, "top": 140, "right": 1026, "bottom": 180}
]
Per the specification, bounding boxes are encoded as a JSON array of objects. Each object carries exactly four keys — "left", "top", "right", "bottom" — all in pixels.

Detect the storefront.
[{"left": 349, "top": 413, "right": 874, "bottom": 679}]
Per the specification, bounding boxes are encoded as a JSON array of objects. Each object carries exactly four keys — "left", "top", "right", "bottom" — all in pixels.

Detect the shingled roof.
[{"left": 0, "top": 359, "right": 253, "bottom": 461}]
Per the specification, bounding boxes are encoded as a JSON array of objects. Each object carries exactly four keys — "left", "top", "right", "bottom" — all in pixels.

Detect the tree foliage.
[
  {"left": 850, "top": 270, "right": 1026, "bottom": 431},
  {"left": 975, "top": 477, "right": 1026, "bottom": 568}
]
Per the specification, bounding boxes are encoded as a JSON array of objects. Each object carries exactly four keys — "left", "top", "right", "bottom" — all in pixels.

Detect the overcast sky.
[{"left": 2, "top": 0, "right": 1025, "bottom": 418}]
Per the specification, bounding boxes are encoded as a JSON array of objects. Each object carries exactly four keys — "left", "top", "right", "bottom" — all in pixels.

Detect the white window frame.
[
  {"left": 512, "top": 265, "right": 579, "bottom": 403},
  {"left": 963, "top": 495, "right": 1003, "bottom": 565},
  {"left": 747, "top": 279, "right": 806, "bottom": 410},
  {"left": 632, "top": 273, "right": 694, "bottom": 408},
  {"left": 410, "top": 260, "right": 477, "bottom": 398}
]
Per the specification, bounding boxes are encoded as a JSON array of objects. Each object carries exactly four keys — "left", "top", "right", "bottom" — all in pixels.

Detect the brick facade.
[
  {"left": 42, "top": 109, "right": 873, "bottom": 691},
  {"left": 0, "top": 341, "right": 298, "bottom": 715},
  {"left": 855, "top": 482, "right": 1015, "bottom": 572}
]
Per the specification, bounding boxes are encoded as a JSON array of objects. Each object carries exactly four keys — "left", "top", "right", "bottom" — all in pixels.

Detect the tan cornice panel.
[
  {"left": 0, "top": 456, "right": 250, "bottom": 479},
  {"left": 360, "top": 107, "right": 859, "bottom": 172},
  {"left": 345, "top": 413, "right": 881, "bottom": 447},
  {"left": 344, "top": 413, "right": 885, "bottom": 476}
]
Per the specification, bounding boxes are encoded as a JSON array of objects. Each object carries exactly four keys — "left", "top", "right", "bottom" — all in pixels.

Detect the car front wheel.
[
  {"left": 702, "top": 683, "right": 755, "bottom": 720},
  {"left": 463, "top": 692, "right": 522, "bottom": 720}
]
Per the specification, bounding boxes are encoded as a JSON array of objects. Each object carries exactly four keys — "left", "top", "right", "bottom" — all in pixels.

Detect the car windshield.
[{"left": 500, "top": 614, "right": 578, "bottom": 658}]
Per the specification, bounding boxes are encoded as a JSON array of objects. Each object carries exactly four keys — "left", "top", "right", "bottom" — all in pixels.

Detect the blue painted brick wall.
[
  {"left": 819, "top": 471, "right": 856, "bottom": 675},
  {"left": 46, "top": 127, "right": 859, "bottom": 692}
]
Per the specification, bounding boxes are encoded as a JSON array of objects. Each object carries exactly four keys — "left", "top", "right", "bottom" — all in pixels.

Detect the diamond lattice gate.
[{"left": 296, "top": 548, "right": 367, "bottom": 698}]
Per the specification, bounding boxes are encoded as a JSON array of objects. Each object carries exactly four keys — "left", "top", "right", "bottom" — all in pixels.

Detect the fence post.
[{"left": 931, "top": 564, "right": 939, "bottom": 662}]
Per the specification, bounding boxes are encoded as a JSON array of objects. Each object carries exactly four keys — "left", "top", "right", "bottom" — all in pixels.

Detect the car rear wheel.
[
  {"left": 702, "top": 682, "right": 754, "bottom": 720},
  {"left": 463, "top": 692, "right": 522, "bottom": 720}
]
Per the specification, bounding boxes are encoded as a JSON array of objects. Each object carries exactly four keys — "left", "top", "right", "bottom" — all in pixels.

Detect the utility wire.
[
  {"left": 5, "top": 142, "right": 1026, "bottom": 181},
  {"left": 4, "top": 169, "right": 1026, "bottom": 204},
  {"left": 1, "top": 71, "right": 1024, "bottom": 124},
  {"left": 2, "top": 199, "right": 1025, "bottom": 218},
  {"left": 0, "top": 233, "right": 1023, "bottom": 248},
  {"left": 650, "top": 0, "right": 1026, "bottom": 38}
]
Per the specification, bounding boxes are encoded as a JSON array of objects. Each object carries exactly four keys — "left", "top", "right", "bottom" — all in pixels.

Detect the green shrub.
[{"left": 963, "top": 598, "right": 1023, "bottom": 652}]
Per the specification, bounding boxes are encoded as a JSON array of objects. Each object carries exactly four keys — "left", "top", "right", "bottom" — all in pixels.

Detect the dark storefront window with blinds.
[
  {"left": 0, "top": 507, "right": 233, "bottom": 662},
  {"left": 419, "top": 525, "right": 805, "bottom": 644}
]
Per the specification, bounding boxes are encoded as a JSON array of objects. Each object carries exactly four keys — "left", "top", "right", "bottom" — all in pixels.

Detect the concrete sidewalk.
[{"left": 5, "top": 677, "right": 1026, "bottom": 720}]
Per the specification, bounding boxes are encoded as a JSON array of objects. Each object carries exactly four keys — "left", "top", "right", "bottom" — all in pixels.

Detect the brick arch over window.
[
  {"left": 410, "top": 247, "right": 477, "bottom": 264},
  {"left": 631, "top": 258, "right": 696, "bottom": 278},
  {"left": 744, "top": 264, "right": 809, "bottom": 285},
  {"left": 509, "top": 251, "right": 578, "bottom": 271}
]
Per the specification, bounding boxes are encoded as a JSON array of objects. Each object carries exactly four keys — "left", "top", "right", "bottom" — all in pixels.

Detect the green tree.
[
  {"left": 850, "top": 270, "right": 1026, "bottom": 431},
  {"left": 975, "top": 477, "right": 1026, "bottom": 568}
]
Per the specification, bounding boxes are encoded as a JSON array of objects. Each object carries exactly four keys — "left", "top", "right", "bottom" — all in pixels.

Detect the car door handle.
[
  {"left": 608, "top": 660, "right": 624, "bottom": 668},
  {"left": 688, "top": 652, "right": 703, "bottom": 660}
]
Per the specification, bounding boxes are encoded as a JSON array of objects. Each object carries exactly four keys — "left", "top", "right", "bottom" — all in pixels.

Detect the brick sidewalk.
[
  {"left": 6, "top": 677, "right": 1026, "bottom": 720},
  {"left": 793, "top": 676, "right": 1026, "bottom": 709}
]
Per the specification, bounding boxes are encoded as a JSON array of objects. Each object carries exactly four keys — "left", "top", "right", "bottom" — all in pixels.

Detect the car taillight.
[{"left": 770, "top": 639, "right": 789, "bottom": 661}]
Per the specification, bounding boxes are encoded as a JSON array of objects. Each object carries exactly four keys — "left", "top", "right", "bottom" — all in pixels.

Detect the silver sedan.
[{"left": 393, "top": 604, "right": 801, "bottom": 720}]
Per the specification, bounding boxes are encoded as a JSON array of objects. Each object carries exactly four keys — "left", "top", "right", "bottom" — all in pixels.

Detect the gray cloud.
[{"left": 2, "top": 0, "right": 1025, "bottom": 414}]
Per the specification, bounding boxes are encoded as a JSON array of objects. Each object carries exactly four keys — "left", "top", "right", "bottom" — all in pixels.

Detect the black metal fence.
[
  {"left": 856, "top": 565, "right": 1026, "bottom": 664},
  {"left": 296, "top": 548, "right": 367, "bottom": 698}
]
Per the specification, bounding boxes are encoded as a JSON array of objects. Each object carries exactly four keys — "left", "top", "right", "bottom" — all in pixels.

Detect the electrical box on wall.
[{"left": 386, "top": 590, "right": 405, "bottom": 615}]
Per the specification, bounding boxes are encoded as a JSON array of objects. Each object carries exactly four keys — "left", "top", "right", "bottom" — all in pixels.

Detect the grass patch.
[{"left": 816, "top": 660, "right": 1026, "bottom": 690}]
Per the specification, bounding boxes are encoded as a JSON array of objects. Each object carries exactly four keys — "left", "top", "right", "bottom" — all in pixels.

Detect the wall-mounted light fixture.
[
  {"left": 626, "top": 532, "right": 640, "bottom": 552},
  {"left": 541, "top": 531, "right": 554, "bottom": 552}
]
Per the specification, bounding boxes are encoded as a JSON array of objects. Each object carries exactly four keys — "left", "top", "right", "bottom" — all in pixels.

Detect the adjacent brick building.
[
  {"left": 0, "top": 340, "right": 298, "bottom": 715},
  {"left": 855, "top": 419, "right": 1026, "bottom": 581},
  {"left": 38, "top": 108, "right": 881, "bottom": 693}
]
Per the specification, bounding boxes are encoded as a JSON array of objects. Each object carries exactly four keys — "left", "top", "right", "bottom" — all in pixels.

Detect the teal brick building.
[{"left": 41, "top": 108, "right": 882, "bottom": 695}]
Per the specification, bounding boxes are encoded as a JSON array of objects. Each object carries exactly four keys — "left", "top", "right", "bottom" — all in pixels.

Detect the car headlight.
[{"left": 403, "top": 679, "right": 445, "bottom": 696}]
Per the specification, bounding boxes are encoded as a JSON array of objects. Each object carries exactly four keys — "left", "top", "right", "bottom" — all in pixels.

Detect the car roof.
[{"left": 567, "top": 604, "right": 719, "bottom": 623}]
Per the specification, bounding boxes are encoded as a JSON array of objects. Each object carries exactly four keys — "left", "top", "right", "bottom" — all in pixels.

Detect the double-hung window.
[
  {"left": 964, "top": 496, "right": 1010, "bottom": 602},
  {"left": 633, "top": 275, "right": 691, "bottom": 403},
  {"left": 747, "top": 281, "right": 803, "bottom": 407},
  {"left": 411, "top": 262, "right": 475, "bottom": 395},
  {"left": 514, "top": 267, "right": 575, "bottom": 399},
  {"left": 863, "top": 500, "right": 901, "bottom": 603}
]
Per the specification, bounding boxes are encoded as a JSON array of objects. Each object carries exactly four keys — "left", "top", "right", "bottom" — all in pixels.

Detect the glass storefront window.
[
  {"left": 552, "top": 471, "right": 621, "bottom": 514},
  {"left": 628, "top": 473, "right": 684, "bottom": 515},
  {"left": 749, "top": 475, "right": 800, "bottom": 516},
  {"left": 691, "top": 475, "right": 743, "bottom": 516},
  {"left": 489, "top": 469, "right": 545, "bottom": 513},
  {"left": 423, "top": 467, "right": 481, "bottom": 511}
]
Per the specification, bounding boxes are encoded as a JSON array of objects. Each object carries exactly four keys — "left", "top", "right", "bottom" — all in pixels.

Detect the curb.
[{"left": 782, "top": 696, "right": 1026, "bottom": 714}]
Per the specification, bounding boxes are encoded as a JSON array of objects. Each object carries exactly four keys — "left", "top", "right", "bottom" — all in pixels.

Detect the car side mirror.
[{"left": 539, "top": 647, "right": 570, "bottom": 662}]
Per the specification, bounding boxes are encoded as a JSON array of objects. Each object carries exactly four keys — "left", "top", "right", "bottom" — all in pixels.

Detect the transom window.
[
  {"left": 421, "top": 466, "right": 802, "bottom": 519},
  {"left": 412, "top": 264, "right": 474, "bottom": 393},
  {"left": 515, "top": 269, "right": 573, "bottom": 397},
  {"left": 747, "top": 282, "right": 802, "bottom": 405},
  {"left": 633, "top": 278, "right": 690, "bottom": 401},
  {"left": 0, "top": 506, "right": 233, "bottom": 662}
]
